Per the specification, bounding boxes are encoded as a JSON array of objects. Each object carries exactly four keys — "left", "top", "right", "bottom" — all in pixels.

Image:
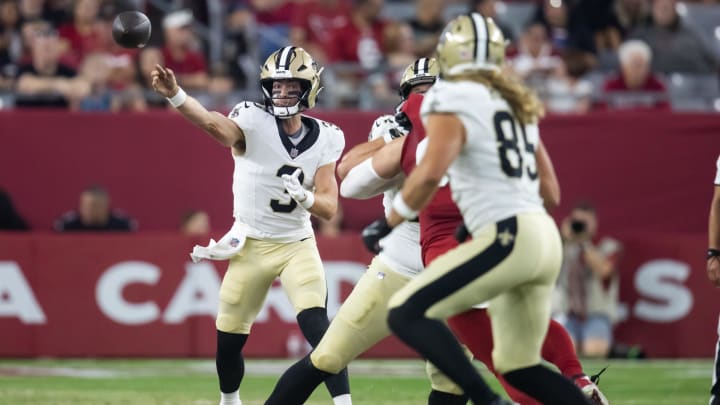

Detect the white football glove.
[
  {"left": 281, "top": 168, "right": 314, "bottom": 209},
  {"left": 368, "top": 114, "right": 408, "bottom": 143}
]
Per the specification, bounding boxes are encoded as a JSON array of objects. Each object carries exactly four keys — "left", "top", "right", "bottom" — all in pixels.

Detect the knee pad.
[{"left": 310, "top": 350, "right": 344, "bottom": 375}]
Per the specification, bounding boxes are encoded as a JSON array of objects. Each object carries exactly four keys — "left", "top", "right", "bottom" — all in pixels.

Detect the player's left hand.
[
  {"left": 362, "top": 217, "right": 393, "bottom": 253},
  {"left": 281, "top": 169, "right": 308, "bottom": 203}
]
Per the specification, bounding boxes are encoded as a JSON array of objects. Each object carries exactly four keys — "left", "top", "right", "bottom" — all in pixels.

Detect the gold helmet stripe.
[{"left": 470, "top": 13, "right": 490, "bottom": 68}]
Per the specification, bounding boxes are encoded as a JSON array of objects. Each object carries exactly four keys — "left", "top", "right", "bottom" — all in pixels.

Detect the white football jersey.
[
  {"left": 715, "top": 154, "right": 720, "bottom": 185},
  {"left": 378, "top": 187, "right": 423, "bottom": 277},
  {"left": 227, "top": 102, "right": 345, "bottom": 242},
  {"left": 420, "top": 79, "right": 544, "bottom": 233}
]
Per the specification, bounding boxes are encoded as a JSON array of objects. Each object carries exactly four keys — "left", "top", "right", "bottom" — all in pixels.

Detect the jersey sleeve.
[
  {"left": 227, "top": 101, "right": 265, "bottom": 139},
  {"left": 319, "top": 125, "right": 346, "bottom": 167},
  {"left": 715, "top": 155, "right": 720, "bottom": 185}
]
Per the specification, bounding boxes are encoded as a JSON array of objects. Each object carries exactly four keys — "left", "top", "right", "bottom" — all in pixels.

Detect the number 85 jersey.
[
  {"left": 228, "top": 102, "right": 345, "bottom": 242},
  {"left": 420, "top": 79, "right": 544, "bottom": 234}
]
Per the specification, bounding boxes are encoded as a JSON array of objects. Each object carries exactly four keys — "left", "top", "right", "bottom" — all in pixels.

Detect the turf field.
[{"left": 0, "top": 358, "right": 712, "bottom": 404}]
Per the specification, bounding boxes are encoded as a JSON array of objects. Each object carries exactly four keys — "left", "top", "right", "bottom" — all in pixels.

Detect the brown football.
[{"left": 112, "top": 11, "right": 151, "bottom": 49}]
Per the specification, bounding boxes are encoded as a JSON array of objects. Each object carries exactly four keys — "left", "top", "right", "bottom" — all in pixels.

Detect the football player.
[
  {"left": 150, "top": 46, "right": 350, "bottom": 405},
  {"left": 363, "top": 13, "right": 593, "bottom": 404},
  {"left": 265, "top": 58, "right": 470, "bottom": 405},
  {"left": 708, "top": 153, "right": 720, "bottom": 405},
  {"left": 358, "top": 69, "right": 608, "bottom": 405}
]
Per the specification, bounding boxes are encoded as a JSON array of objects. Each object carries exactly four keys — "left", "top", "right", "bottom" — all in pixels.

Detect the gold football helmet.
[
  {"left": 398, "top": 57, "right": 439, "bottom": 100},
  {"left": 435, "top": 13, "right": 506, "bottom": 77},
  {"left": 260, "top": 46, "right": 323, "bottom": 118}
]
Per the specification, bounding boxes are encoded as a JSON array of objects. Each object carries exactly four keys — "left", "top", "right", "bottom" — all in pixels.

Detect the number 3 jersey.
[
  {"left": 420, "top": 79, "right": 544, "bottom": 234},
  {"left": 228, "top": 102, "right": 345, "bottom": 242}
]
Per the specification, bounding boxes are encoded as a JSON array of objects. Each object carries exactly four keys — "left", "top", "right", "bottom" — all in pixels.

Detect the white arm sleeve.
[{"left": 340, "top": 158, "right": 403, "bottom": 199}]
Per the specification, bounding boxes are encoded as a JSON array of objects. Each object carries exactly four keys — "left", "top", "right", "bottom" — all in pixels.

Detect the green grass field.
[{"left": 0, "top": 358, "right": 712, "bottom": 404}]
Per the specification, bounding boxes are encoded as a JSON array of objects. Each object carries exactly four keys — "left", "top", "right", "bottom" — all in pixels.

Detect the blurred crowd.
[{"left": 0, "top": 0, "right": 719, "bottom": 112}]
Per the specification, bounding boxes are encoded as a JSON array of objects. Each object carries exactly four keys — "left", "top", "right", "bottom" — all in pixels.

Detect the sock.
[
  {"left": 265, "top": 354, "right": 333, "bottom": 405},
  {"left": 541, "top": 319, "right": 584, "bottom": 378},
  {"left": 503, "top": 365, "right": 591, "bottom": 405},
  {"left": 216, "top": 330, "right": 248, "bottom": 394},
  {"left": 220, "top": 390, "right": 241, "bottom": 405},
  {"left": 297, "top": 307, "right": 350, "bottom": 398},
  {"left": 428, "top": 389, "right": 468, "bottom": 405},
  {"left": 333, "top": 393, "right": 352, "bottom": 405},
  {"left": 387, "top": 306, "right": 499, "bottom": 404}
]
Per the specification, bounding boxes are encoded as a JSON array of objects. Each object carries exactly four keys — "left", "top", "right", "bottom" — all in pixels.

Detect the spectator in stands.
[
  {"left": 366, "top": 21, "right": 416, "bottom": 108},
  {"left": 57, "top": 0, "right": 102, "bottom": 68},
  {"left": 18, "top": 0, "right": 45, "bottom": 24},
  {"left": 629, "top": 0, "right": 719, "bottom": 74},
  {"left": 223, "top": 1, "right": 254, "bottom": 88},
  {"left": 44, "top": 0, "right": 73, "bottom": 28},
  {"left": 507, "top": 22, "right": 563, "bottom": 92},
  {"left": 610, "top": 0, "right": 651, "bottom": 39},
  {"left": 600, "top": 39, "right": 670, "bottom": 110},
  {"left": 470, "top": 0, "right": 515, "bottom": 43},
  {"left": 406, "top": 0, "right": 444, "bottom": 58},
  {"left": 244, "top": 0, "right": 297, "bottom": 61},
  {"left": 76, "top": 52, "right": 114, "bottom": 111},
  {"left": 137, "top": 47, "right": 167, "bottom": 108},
  {"left": 324, "top": 0, "right": 388, "bottom": 107},
  {"left": 15, "top": 27, "right": 90, "bottom": 108},
  {"left": 94, "top": 5, "right": 140, "bottom": 90},
  {"left": 544, "top": 49, "right": 595, "bottom": 114},
  {"left": 289, "top": 0, "right": 351, "bottom": 65},
  {"left": 161, "top": 9, "right": 209, "bottom": 92},
  {"left": 77, "top": 51, "right": 147, "bottom": 112},
  {"left": 0, "top": 0, "right": 20, "bottom": 91},
  {"left": 181, "top": 209, "right": 211, "bottom": 236},
  {"left": 553, "top": 201, "right": 622, "bottom": 358},
  {"left": 0, "top": 189, "right": 29, "bottom": 231},
  {"left": 18, "top": 18, "right": 49, "bottom": 61},
  {"left": 326, "top": 0, "right": 387, "bottom": 70},
  {"left": 55, "top": 185, "right": 136, "bottom": 232}
]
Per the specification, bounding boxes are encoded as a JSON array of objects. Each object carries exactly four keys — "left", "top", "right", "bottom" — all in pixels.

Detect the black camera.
[{"left": 570, "top": 219, "right": 586, "bottom": 234}]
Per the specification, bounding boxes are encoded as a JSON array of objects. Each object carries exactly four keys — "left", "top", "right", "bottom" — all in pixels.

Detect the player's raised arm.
[
  {"left": 340, "top": 137, "right": 405, "bottom": 199},
  {"left": 337, "top": 112, "right": 410, "bottom": 179},
  {"left": 151, "top": 64, "right": 244, "bottom": 148}
]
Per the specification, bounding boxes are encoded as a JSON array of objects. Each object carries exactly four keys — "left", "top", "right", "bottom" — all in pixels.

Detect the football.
[{"left": 112, "top": 11, "right": 151, "bottom": 49}]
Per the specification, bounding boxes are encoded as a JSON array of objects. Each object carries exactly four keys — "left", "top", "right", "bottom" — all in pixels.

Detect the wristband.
[
  {"left": 299, "top": 191, "right": 315, "bottom": 210},
  {"left": 708, "top": 248, "right": 720, "bottom": 260},
  {"left": 392, "top": 193, "right": 418, "bottom": 221},
  {"left": 167, "top": 87, "right": 187, "bottom": 108}
]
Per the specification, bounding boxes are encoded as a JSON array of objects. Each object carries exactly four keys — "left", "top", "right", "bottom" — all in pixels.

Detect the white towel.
[{"left": 190, "top": 222, "right": 248, "bottom": 263}]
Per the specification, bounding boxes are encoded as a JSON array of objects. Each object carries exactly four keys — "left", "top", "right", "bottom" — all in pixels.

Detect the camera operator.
[{"left": 553, "top": 201, "right": 622, "bottom": 358}]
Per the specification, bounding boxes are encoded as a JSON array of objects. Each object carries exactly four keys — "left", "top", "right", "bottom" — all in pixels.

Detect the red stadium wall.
[
  {"left": 0, "top": 231, "right": 716, "bottom": 358},
  {"left": 1, "top": 110, "right": 719, "bottom": 358},
  {"left": 1, "top": 110, "right": 718, "bottom": 233}
]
